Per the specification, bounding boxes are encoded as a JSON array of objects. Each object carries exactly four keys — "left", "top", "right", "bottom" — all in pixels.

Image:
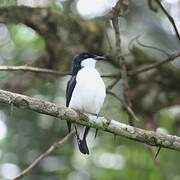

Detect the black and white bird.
[{"left": 66, "top": 52, "right": 106, "bottom": 155}]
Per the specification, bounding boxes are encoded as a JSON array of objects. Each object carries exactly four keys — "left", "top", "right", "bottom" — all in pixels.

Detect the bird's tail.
[{"left": 75, "top": 126, "right": 90, "bottom": 155}]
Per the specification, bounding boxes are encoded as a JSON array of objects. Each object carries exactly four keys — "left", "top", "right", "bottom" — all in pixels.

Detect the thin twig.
[
  {"left": 0, "top": 51, "right": 179, "bottom": 81},
  {"left": 0, "top": 65, "right": 118, "bottom": 78},
  {"left": 135, "top": 36, "right": 170, "bottom": 57},
  {"left": 155, "top": 0, "right": 180, "bottom": 44},
  {"left": 104, "top": 26, "right": 113, "bottom": 52},
  {"left": 112, "top": 0, "right": 134, "bottom": 126},
  {"left": 107, "top": 90, "right": 139, "bottom": 122},
  {"left": 147, "top": 146, "right": 167, "bottom": 180},
  {"left": 0, "top": 50, "right": 179, "bottom": 80},
  {"left": 13, "top": 131, "right": 74, "bottom": 180},
  {"left": 129, "top": 51, "right": 180, "bottom": 75},
  {"left": 0, "top": 65, "right": 71, "bottom": 76},
  {"left": 128, "top": 35, "right": 170, "bottom": 57},
  {"left": 107, "top": 73, "right": 121, "bottom": 90},
  {"left": 128, "top": 35, "right": 141, "bottom": 53}
]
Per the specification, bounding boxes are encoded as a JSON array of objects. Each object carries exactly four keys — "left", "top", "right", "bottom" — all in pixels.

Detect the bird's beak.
[{"left": 94, "top": 55, "right": 106, "bottom": 61}]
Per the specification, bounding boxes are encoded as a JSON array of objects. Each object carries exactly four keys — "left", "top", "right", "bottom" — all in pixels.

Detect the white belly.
[{"left": 69, "top": 67, "right": 106, "bottom": 114}]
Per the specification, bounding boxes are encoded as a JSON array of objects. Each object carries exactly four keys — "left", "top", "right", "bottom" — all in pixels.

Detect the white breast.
[{"left": 69, "top": 67, "right": 106, "bottom": 114}]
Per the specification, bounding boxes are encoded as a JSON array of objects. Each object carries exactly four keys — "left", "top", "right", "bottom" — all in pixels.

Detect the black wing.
[
  {"left": 66, "top": 75, "right": 90, "bottom": 155},
  {"left": 66, "top": 76, "right": 77, "bottom": 132},
  {"left": 66, "top": 75, "right": 77, "bottom": 107}
]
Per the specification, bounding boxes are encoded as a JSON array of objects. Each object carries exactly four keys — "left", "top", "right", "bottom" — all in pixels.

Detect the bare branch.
[
  {"left": 0, "top": 89, "right": 180, "bottom": 151},
  {"left": 155, "top": 0, "right": 180, "bottom": 44},
  {"left": 135, "top": 35, "right": 170, "bottom": 57},
  {"left": 107, "top": 90, "right": 139, "bottom": 122},
  {"left": 0, "top": 65, "right": 70, "bottom": 76},
  {"left": 0, "top": 65, "right": 118, "bottom": 78},
  {"left": 0, "top": 50, "right": 179, "bottom": 79},
  {"left": 112, "top": 0, "right": 135, "bottom": 125},
  {"left": 13, "top": 132, "right": 74, "bottom": 180},
  {"left": 104, "top": 26, "right": 113, "bottom": 52},
  {"left": 107, "top": 74, "right": 121, "bottom": 90},
  {"left": 129, "top": 51, "right": 180, "bottom": 75},
  {"left": 112, "top": 0, "right": 129, "bottom": 17}
]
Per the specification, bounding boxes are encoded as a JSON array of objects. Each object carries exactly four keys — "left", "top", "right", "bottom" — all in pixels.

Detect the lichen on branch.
[{"left": 0, "top": 89, "right": 180, "bottom": 151}]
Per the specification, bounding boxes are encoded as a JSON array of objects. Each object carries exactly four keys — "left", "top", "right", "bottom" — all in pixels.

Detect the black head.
[{"left": 71, "top": 52, "right": 105, "bottom": 75}]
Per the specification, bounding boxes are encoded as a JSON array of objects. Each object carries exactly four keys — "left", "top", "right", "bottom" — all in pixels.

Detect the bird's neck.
[
  {"left": 72, "top": 66, "right": 97, "bottom": 76},
  {"left": 81, "top": 58, "right": 96, "bottom": 68},
  {"left": 72, "top": 58, "right": 97, "bottom": 76}
]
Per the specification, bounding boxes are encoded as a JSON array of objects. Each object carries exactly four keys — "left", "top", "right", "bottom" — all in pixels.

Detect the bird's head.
[{"left": 72, "top": 52, "right": 105, "bottom": 75}]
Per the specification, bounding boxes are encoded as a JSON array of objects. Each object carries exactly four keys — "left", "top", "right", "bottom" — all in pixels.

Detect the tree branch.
[
  {"left": 0, "top": 89, "right": 180, "bottom": 151},
  {"left": 0, "top": 65, "right": 118, "bottom": 78},
  {"left": 107, "top": 90, "right": 139, "bottom": 122},
  {"left": 129, "top": 51, "right": 180, "bottom": 75},
  {"left": 155, "top": 0, "right": 180, "bottom": 44},
  {"left": 135, "top": 35, "right": 170, "bottom": 57},
  {"left": 0, "top": 50, "right": 179, "bottom": 78},
  {"left": 0, "top": 65, "right": 71, "bottom": 76},
  {"left": 112, "top": 0, "right": 135, "bottom": 125},
  {"left": 13, "top": 132, "right": 74, "bottom": 180}
]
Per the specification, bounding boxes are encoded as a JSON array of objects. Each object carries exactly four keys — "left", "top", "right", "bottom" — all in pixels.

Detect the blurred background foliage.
[{"left": 0, "top": 0, "right": 180, "bottom": 180}]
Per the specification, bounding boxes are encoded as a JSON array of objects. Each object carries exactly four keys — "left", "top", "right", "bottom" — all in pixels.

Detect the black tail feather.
[
  {"left": 83, "top": 126, "right": 90, "bottom": 140},
  {"left": 78, "top": 139, "right": 89, "bottom": 155},
  {"left": 75, "top": 126, "right": 90, "bottom": 155}
]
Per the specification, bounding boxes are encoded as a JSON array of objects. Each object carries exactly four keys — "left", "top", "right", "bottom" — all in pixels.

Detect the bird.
[{"left": 66, "top": 52, "right": 106, "bottom": 155}]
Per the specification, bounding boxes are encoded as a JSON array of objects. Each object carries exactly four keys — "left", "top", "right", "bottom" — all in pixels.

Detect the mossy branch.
[{"left": 0, "top": 89, "right": 180, "bottom": 151}]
